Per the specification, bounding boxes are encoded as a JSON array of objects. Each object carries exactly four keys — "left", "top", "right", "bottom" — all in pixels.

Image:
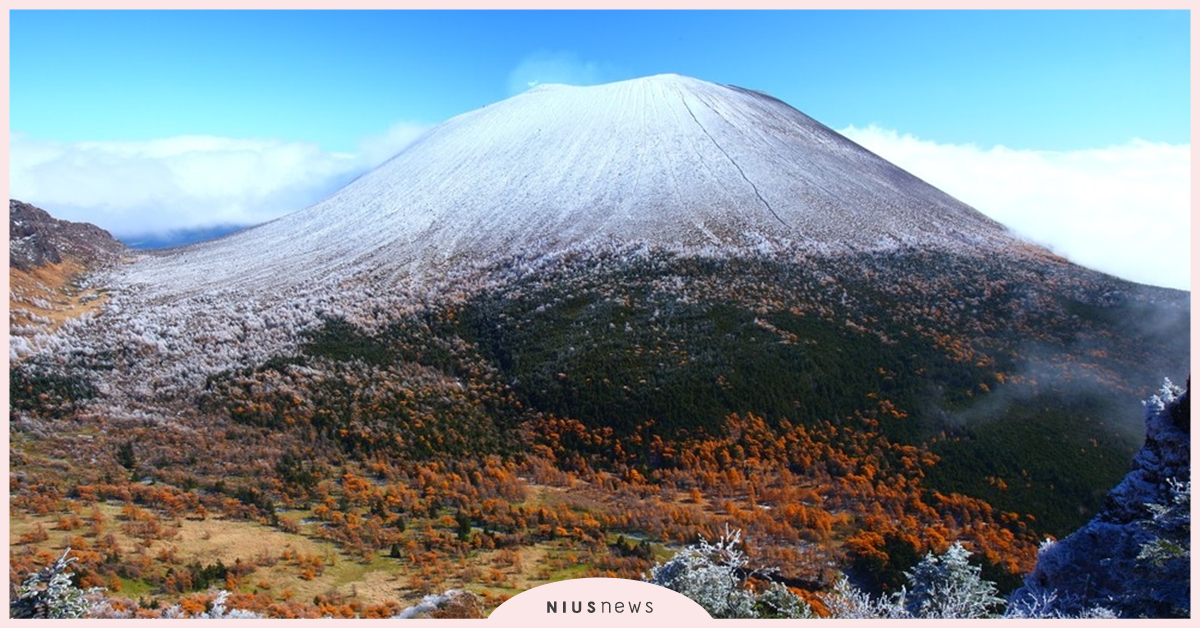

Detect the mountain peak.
[
  {"left": 623, "top": 72, "right": 701, "bottom": 85},
  {"left": 121, "top": 75, "right": 1018, "bottom": 295}
]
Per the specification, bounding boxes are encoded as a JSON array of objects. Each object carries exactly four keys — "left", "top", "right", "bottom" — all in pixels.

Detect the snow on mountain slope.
[
  {"left": 27, "top": 74, "right": 1044, "bottom": 404},
  {"left": 119, "top": 74, "right": 1017, "bottom": 297}
]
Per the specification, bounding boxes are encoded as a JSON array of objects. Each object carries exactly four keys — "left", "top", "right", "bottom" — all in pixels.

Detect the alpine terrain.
[{"left": 9, "top": 74, "right": 1190, "bottom": 617}]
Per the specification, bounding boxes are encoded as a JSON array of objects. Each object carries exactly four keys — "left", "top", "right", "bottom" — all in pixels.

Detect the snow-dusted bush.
[
  {"left": 1144, "top": 377, "right": 1184, "bottom": 414},
  {"left": 820, "top": 575, "right": 906, "bottom": 619},
  {"left": 754, "top": 580, "right": 816, "bottom": 618},
  {"left": 9, "top": 549, "right": 266, "bottom": 619},
  {"left": 897, "top": 542, "right": 1004, "bottom": 618},
  {"left": 1003, "top": 589, "right": 1118, "bottom": 619},
  {"left": 192, "top": 590, "right": 265, "bottom": 619},
  {"left": 646, "top": 530, "right": 1142, "bottom": 619},
  {"left": 647, "top": 532, "right": 1010, "bottom": 618},
  {"left": 10, "top": 549, "right": 101, "bottom": 619},
  {"left": 644, "top": 527, "right": 759, "bottom": 617},
  {"left": 644, "top": 527, "right": 810, "bottom": 618},
  {"left": 1137, "top": 478, "right": 1190, "bottom": 568},
  {"left": 817, "top": 543, "right": 1003, "bottom": 619}
]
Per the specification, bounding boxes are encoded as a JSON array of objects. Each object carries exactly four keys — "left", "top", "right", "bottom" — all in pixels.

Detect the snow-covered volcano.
[{"left": 123, "top": 74, "right": 1017, "bottom": 294}]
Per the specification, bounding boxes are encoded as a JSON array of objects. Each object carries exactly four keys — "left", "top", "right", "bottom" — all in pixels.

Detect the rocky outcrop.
[
  {"left": 9, "top": 199, "right": 126, "bottom": 271},
  {"left": 1011, "top": 379, "right": 1190, "bottom": 617}
]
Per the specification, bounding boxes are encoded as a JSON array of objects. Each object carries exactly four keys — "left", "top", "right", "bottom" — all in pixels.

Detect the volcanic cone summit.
[{"left": 125, "top": 74, "right": 1018, "bottom": 294}]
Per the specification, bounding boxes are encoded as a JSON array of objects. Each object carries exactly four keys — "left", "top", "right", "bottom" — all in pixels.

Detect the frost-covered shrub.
[
  {"left": 820, "top": 575, "right": 906, "bottom": 619},
  {"left": 1144, "top": 377, "right": 1184, "bottom": 414},
  {"left": 1137, "top": 478, "right": 1190, "bottom": 567},
  {"left": 1004, "top": 589, "right": 1117, "bottom": 619},
  {"left": 648, "top": 530, "right": 1146, "bottom": 619},
  {"left": 897, "top": 542, "right": 1004, "bottom": 618},
  {"left": 1129, "top": 477, "right": 1190, "bottom": 617},
  {"left": 194, "top": 590, "right": 265, "bottom": 619},
  {"left": 10, "top": 549, "right": 101, "bottom": 618},
  {"left": 644, "top": 527, "right": 810, "bottom": 618},
  {"left": 818, "top": 543, "right": 1003, "bottom": 619},
  {"left": 649, "top": 531, "right": 1019, "bottom": 619},
  {"left": 644, "top": 527, "right": 758, "bottom": 618},
  {"left": 754, "top": 581, "right": 816, "bottom": 619}
]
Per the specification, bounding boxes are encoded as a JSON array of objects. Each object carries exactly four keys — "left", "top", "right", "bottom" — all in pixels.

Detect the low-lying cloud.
[
  {"left": 841, "top": 125, "right": 1190, "bottom": 291},
  {"left": 9, "top": 122, "right": 430, "bottom": 240}
]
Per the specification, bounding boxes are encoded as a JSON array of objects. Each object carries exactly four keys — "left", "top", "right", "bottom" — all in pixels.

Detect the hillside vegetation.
[{"left": 10, "top": 246, "right": 1188, "bottom": 616}]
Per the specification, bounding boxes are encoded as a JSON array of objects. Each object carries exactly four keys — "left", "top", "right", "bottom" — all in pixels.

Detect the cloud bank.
[
  {"left": 841, "top": 125, "right": 1190, "bottom": 291},
  {"left": 9, "top": 123, "right": 430, "bottom": 241}
]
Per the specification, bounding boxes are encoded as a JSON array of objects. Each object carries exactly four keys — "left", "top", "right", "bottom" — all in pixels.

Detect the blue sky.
[{"left": 7, "top": 10, "right": 1192, "bottom": 289}]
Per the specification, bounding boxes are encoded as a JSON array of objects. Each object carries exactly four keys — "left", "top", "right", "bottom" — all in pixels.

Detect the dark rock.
[
  {"left": 9, "top": 199, "right": 126, "bottom": 271},
  {"left": 1010, "top": 379, "right": 1191, "bottom": 617}
]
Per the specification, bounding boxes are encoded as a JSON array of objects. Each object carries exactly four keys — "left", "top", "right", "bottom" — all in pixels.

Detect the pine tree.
[
  {"left": 10, "top": 549, "right": 98, "bottom": 618},
  {"left": 898, "top": 542, "right": 1005, "bottom": 618}
]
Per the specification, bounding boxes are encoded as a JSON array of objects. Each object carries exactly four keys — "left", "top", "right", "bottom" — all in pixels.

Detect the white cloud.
[
  {"left": 8, "top": 124, "right": 429, "bottom": 239},
  {"left": 506, "top": 51, "right": 610, "bottom": 95},
  {"left": 357, "top": 121, "right": 432, "bottom": 169},
  {"left": 841, "top": 125, "right": 1190, "bottom": 291}
]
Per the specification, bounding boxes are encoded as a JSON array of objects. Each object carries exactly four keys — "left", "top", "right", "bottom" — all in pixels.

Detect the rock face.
[
  {"left": 9, "top": 200, "right": 128, "bottom": 359},
  {"left": 9, "top": 199, "right": 126, "bottom": 271},
  {"left": 1011, "top": 379, "right": 1191, "bottom": 617}
]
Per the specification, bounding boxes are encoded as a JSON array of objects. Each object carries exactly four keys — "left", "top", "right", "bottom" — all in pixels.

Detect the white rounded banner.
[{"left": 488, "top": 578, "right": 712, "bottom": 623}]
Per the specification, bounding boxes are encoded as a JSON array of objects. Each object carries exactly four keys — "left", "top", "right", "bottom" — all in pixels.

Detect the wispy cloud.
[
  {"left": 506, "top": 51, "right": 612, "bottom": 95},
  {"left": 841, "top": 125, "right": 1190, "bottom": 291},
  {"left": 8, "top": 123, "right": 430, "bottom": 239},
  {"left": 356, "top": 121, "right": 432, "bottom": 169}
]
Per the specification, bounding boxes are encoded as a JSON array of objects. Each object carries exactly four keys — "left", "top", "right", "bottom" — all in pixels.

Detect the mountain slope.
[
  {"left": 9, "top": 75, "right": 1190, "bottom": 606},
  {"left": 119, "top": 74, "right": 1017, "bottom": 296},
  {"left": 9, "top": 200, "right": 127, "bottom": 356}
]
